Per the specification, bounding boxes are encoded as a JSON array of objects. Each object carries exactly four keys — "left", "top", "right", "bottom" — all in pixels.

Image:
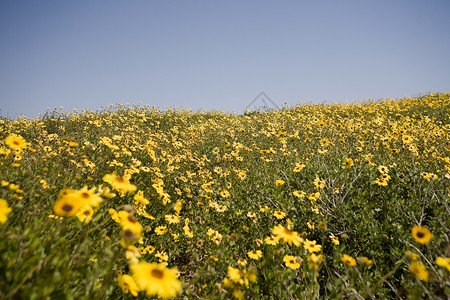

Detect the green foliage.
[{"left": 0, "top": 93, "right": 449, "bottom": 299}]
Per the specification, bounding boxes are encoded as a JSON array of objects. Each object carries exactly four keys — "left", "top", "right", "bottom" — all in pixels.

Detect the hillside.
[{"left": 0, "top": 93, "right": 449, "bottom": 299}]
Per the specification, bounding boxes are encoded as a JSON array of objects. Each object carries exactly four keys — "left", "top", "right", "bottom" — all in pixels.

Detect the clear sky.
[{"left": 1, "top": 0, "right": 449, "bottom": 118}]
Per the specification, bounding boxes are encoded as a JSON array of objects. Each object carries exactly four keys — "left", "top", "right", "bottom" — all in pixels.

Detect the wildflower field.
[{"left": 0, "top": 93, "right": 449, "bottom": 299}]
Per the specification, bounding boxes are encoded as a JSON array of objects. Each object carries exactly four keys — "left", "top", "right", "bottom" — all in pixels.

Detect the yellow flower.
[
  {"left": 101, "top": 186, "right": 116, "bottom": 199},
  {"left": 264, "top": 236, "right": 279, "bottom": 245},
  {"left": 0, "top": 199, "right": 12, "bottom": 223},
  {"left": 213, "top": 231, "right": 222, "bottom": 245},
  {"left": 155, "top": 251, "right": 169, "bottom": 262},
  {"left": 341, "top": 254, "right": 357, "bottom": 266},
  {"left": 421, "top": 172, "right": 438, "bottom": 181},
  {"left": 313, "top": 178, "right": 325, "bottom": 189},
  {"left": 117, "top": 273, "right": 140, "bottom": 297},
  {"left": 320, "top": 138, "right": 330, "bottom": 147},
  {"left": 237, "top": 258, "right": 247, "bottom": 267},
  {"left": 103, "top": 173, "right": 137, "bottom": 194},
  {"left": 273, "top": 211, "right": 286, "bottom": 219},
  {"left": 53, "top": 189, "right": 85, "bottom": 217},
  {"left": 380, "top": 173, "right": 391, "bottom": 181},
  {"left": 145, "top": 245, "right": 156, "bottom": 254},
  {"left": 216, "top": 205, "right": 227, "bottom": 213},
  {"left": 247, "top": 212, "right": 256, "bottom": 218},
  {"left": 259, "top": 205, "right": 269, "bottom": 212},
  {"left": 227, "top": 266, "right": 256, "bottom": 286},
  {"left": 307, "top": 192, "right": 320, "bottom": 201},
  {"left": 272, "top": 224, "right": 303, "bottom": 247},
  {"left": 275, "top": 180, "right": 285, "bottom": 186},
  {"left": 118, "top": 211, "right": 143, "bottom": 235},
  {"left": 155, "top": 226, "right": 168, "bottom": 235},
  {"left": 227, "top": 266, "right": 246, "bottom": 285},
  {"left": 411, "top": 225, "right": 433, "bottom": 244},
  {"left": 435, "top": 257, "right": 450, "bottom": 271},
  {"left": 220, "top": 190, "right": 230, "bottom": 198},
  {"left": 378, "top": 165, "right": 389, "bottom": 174},
  {"left": 77, "top": 186, "right": 103, "bottom": 208},
  {"left": 76, "top": 205, "right": 94, "bottom": 223},
  {"left": 247, "top": 250, "right": 262, "bottom": 260},
  {"left": 409, "top": 261, "right": 429, "bottom": 281},
  {"left": 283, "top": 255, "right": 302, "bottom": 270},
  {"left": 233, "top": 289, "right": 244, "bottom": 299},
  {"left": 210, "top": 255, "right": 218, "bottom": 262},
  {"left": 303, "top": 239, "right": 322, "bottom": 253},
  {"left": 402, "top": 135, "right": 413, "bottom": 144},
  {"left": 5, "top": 134, "right": 27, "bottom": 151},
  {"left": 173, "top": 200, "right": 183, "bottom": 213},
  {"left": 343, "top": 158, "right": 354, "bottom": 168},
  {"left": 134, "top": 191, "right": 149, "bottom": 206},
  {"left": 329, "top": 233, "right": 340, "bottom": 245},
  {"left": 130, "top": 262, "right": 181, "bottom": 299},
  {"left": 293, "top": 163, "right": 305, "bottom": 172},
  {"left": 164, "top": 214, "right": 180, "bottom": 224},
  {"left": 374, "top": 178, "right": 388, "bottom": 186},
  {"left": 292, "top": 190, "right": 306, "bottom": 198}
]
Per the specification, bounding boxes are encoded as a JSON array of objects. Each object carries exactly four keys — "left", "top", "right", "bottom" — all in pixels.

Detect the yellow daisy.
[
  {"left": 5, "top": 134, "right": 27, "bottom": 151},
  {"left": 272, "top": 224, "right": 303, "bottom": 247},
  {"left": 293, "top": 163, "right": 305, "bottom": 172},
  {"left": 409, "top": 261, "right": 429, "bottom": 282},
  {"left": 292, "top": 190, "right": 306, "bottom": 198},
  {"left": 53, "top": 190, "right": 85, "bottom": 217},
  {"left": 164, "top": 214, "right": 180, "bottom": 224},
  {"left": 273, "top": 211, "right": 286, "bottom": 219},
  {"left": 247, "top": 250, "right": 262, "bottom": 260},
  {"left": 303, "top": 239, "right": 322, "bottom": 253},
  {"left": 411, "top": 225, "right": 433, "bottom": 244},
  {"left": 117, "top": 273, "right": 140, "bottom": 297},
  {"left": 341, "top": 254, "right": 356, "bottom": 266},
  {"left": 283, "top": 255, "right": 302, "bottom": 270},
  {"left": 0, "top": 199, "right": 12, "bottom": 223},
  {"left": 103, "top": 173, "right": 137, "bottom": 194},
  {"left": 435, "top": 257, "right": 450, "bottom": 271},
  {"left": 264, "top": 236, "right": 279, "bottom": 246},
  {"left": 131, "top": 262, "right": 181, "bottom": 299},
  {"left": 275, "top": 180, "right": 285, "bottom": 186}
]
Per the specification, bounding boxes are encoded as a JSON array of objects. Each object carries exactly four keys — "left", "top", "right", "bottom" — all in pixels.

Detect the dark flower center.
[
  {"left": 81, "top": 192, "right": 90, "bottom": 199},
  {"left": 127, "top": 215, "right": 136, "bottom": 223},
  {"left": 284, "top": 229, "right": 293, "bottom": 236},
  {"left": 417, "top": 232, "right": 424, "bottom": 238},
  {"left": 62, "top": 204, "right": 73, "bottom": 212},
  {"left": 151, "top": 269, "right": 164, "bottom": 279}
]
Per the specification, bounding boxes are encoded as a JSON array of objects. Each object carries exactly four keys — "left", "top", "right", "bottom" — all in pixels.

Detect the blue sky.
[{"left": 1, "top": 0, "right": 449, "bottom": 118}]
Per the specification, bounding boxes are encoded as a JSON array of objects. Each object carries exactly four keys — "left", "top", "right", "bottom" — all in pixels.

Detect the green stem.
[
  {"left": 312, "top": 271, "right": 320, "bottom": 300},
  {"left": 1, "top": 253, "right": 56, "bottom": 300}
]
